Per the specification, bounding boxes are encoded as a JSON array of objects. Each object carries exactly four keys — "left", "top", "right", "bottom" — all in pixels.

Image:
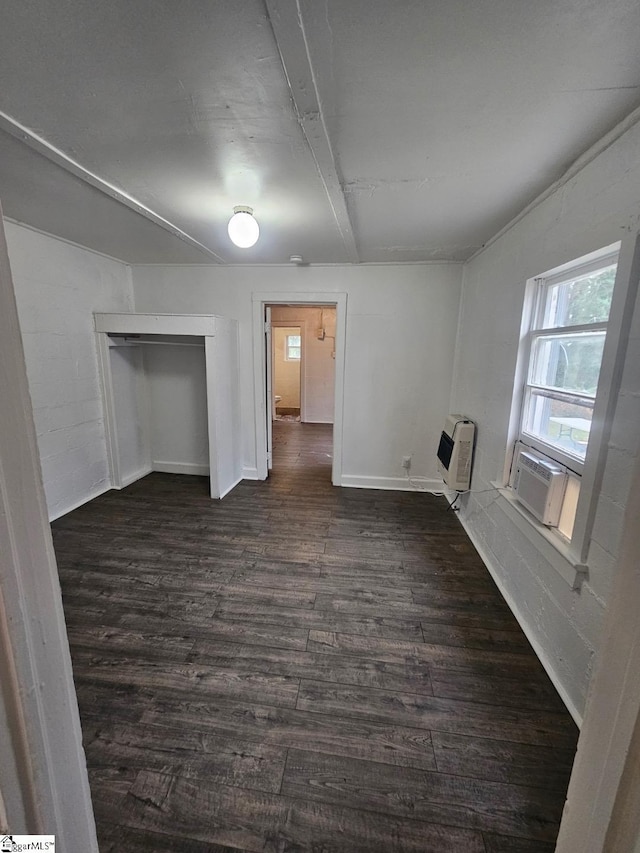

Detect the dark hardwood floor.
[{"left": 53, "top": 422, "right": 578, "bottom": 852}]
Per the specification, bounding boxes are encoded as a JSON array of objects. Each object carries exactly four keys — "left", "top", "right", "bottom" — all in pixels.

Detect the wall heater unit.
[
  {"left": 437, "top": 415, "right": 475, "bottom": 491},
  {"left": 512, "top": 446, "right": 567, "bottom": 526}
]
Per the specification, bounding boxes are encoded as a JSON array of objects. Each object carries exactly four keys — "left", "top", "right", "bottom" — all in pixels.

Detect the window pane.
[
  {"left": 288, "top": 347, "right": 300, "bottom": 359},
  {"left": 523, "top": 391, "right": 593, "bottom": 460},
  {"left": 542, "top": 264, "right": 616, "bottom": 328},
  {"left": 530, "top": 331, "right": 606, "bottom": 396},
  {"left": 287, "top": 335, "right": 301, "bottom": 347}
]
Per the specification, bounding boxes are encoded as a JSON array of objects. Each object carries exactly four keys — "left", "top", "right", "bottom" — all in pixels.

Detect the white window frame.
[
  {"left": 520, "top": 251, "right": 619, "bottom": 475},
  {"left": 285, "top": 333, "right": 301, "bottom": 361},
  {"left": 501, "top": 237, "right": 639, "bottom": 583}
]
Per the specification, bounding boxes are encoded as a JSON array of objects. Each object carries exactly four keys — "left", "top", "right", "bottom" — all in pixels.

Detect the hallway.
[{"left": 53, "top": 422, "right": 578, "bottom": 852}]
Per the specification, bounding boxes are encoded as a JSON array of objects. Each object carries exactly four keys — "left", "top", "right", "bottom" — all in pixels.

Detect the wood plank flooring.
[{"left": 52, "top": 422, "right": 578, "bottom": 852}]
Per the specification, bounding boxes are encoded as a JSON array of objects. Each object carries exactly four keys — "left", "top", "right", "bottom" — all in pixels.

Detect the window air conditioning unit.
[
  {"left": 437, "top": 415, "right": 475, "bottom": 491},
  {"left": 512, "top": 446, "right": 567, "bottom": 527}
]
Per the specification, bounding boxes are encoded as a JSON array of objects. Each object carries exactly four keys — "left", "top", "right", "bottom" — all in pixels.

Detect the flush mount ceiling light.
[{"left": 227, "top": 205, "right": 259, "bottom": 248}]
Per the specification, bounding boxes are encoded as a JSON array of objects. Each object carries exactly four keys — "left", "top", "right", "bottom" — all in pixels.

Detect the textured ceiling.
[{"left": 0, "top": 0, "right": 639, "bottom": 264}]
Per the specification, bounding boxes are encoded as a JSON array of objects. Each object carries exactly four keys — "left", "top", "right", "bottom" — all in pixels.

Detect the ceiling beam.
[
  {"left": 265, "top": 0, "right": 360, "bottom": 264},
  {"left": 0, "top": 110, "right": 225, "bottom": 264}
]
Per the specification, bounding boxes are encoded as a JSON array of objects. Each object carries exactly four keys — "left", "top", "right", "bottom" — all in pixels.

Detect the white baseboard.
[
  {"left": 457, "top": 513, "right": 584, "bottom": 729},
  {"left": 48, "top": 483, "right": 111, "bottom": 521},
  {"left": 119, "top": 465, "right": 153, "bottom": 488},
  {"left": 152, "top": 461, "right": 210, "bottom": 476},
  {"left": 242, "top": 466, "right": 260, "bottom": 480},
  {"left": 340, "top": 474, "right": 444, "bottom": 492}
]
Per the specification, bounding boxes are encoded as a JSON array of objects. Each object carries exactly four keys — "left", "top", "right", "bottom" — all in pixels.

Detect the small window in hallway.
[{"left": 285, "top": 334, "right": 301, "bottom": 360}]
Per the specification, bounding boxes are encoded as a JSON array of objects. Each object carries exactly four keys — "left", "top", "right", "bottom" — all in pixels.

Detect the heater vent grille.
[{"left": 436, "top": 416, "right": 475, "bottom": 491}]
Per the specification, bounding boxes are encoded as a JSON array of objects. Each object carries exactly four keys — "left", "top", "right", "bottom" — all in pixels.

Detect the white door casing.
[
  {"left": 265, "top": 306, "right": 273, "bottom": 470},
  {"left": 252, "top": 292, "right": 347, "bottom": 484}
]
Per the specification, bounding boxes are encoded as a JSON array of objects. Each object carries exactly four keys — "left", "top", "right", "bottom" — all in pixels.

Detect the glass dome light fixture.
[{"left": 227, "top": 205, "right": 260, "bottom": 248}]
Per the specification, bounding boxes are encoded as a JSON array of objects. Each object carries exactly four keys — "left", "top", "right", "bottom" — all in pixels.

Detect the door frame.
[
  {"left": 270, "top": 320, "right": 305, "bottom": 421},
  {"left": 252, "top": 292, "right": 347, "bottom": 484},
  {"left": 94, "top": 312, "right": 243, "bottom": 499}
]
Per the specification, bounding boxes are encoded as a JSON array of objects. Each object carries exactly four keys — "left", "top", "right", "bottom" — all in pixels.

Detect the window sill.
[{"left": 490, "top": 481, "right": 588, "bottom": 590}]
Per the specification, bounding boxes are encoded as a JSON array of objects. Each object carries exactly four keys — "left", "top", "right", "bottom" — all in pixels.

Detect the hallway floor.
[{"left": 53, "top": 422, "right": 578, "bottom": 852}]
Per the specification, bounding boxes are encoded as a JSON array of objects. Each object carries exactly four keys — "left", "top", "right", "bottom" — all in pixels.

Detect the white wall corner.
[
  {"left": 48, "top": 483, "right": 112, "bottom": 522},
  {"left": 119, "top": 466, "right": 154, "bottom": 490}
]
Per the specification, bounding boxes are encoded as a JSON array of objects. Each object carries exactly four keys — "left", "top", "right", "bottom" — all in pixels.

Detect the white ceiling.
[{"left": 1, "top": 0, "right": 639, "bottom": 265}]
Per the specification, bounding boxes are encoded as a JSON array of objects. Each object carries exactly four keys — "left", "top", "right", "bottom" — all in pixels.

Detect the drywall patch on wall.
[
  {"left": 6, "top": 220, "right": 133, "bottom": 520},
  {"left": 450, "top": 118, "right": 640, "bottom": 718}
]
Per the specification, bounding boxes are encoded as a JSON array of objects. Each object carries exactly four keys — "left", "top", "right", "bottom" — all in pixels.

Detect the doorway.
[
  {"left": 251, "top": 292, "right": 347, "bottom": 484},
  {"left": 269, "top": 307, "right": 336, "bottom": 475},
  {"left": 272, "top": 324, "right": 302, "bottom": 421}
]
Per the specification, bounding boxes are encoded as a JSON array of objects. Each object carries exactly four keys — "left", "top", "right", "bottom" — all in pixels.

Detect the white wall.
[
  {"left": 0, "top": 209, "right": 98, "bottom": 849},
  {"left": 131, "top": 264, "right": 463, "bottom": 488},
  {"left": 450, "top": 117, "right": 640, "bottom": 720},
  {"left": 305, "top": 307, "right": 336, "bottom": 423},
  {"left": 109, "top": 343, "right": 150, "bottom": 485},
  {"left": 6, "top": 222, "right": 133, "bottom": 519},
  {"left": 555, "top": 446, "right": 640, "bottom": 853},
  {"left": 144, "top": 343, "right": 209, "bottom": 475}
]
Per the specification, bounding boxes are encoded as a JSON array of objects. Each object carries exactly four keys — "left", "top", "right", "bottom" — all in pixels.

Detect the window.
[
  {"left": 521, "top": 252, "right": 617, "bottom": 472},
  {"left": 514, "top": 248, "right": 618, "bottom": 544},
  {"left": 285, "top": 334, "right": 301, "bottom": 361}
]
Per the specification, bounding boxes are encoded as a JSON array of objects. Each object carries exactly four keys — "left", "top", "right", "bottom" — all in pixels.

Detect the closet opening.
[{"left": 95, "top": 312, "right": 241, "bottom": 499}]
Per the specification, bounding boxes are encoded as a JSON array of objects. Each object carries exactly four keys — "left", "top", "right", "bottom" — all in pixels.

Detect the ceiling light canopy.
[{"left": 227, "top": 205, "right": 259, "bottom": 248}]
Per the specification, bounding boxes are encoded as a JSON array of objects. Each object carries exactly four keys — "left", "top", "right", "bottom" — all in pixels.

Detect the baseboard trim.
[
  {"left": 340, "top": 475, "right": 444, "bottom": 492},
  {"left": 48, "top": 483, "right": 111, "bottom": 521},
  {"left": 152, "top": 461, "right": 210, "bottom": 476},
  {"left": 242, "top": 466, "right": 260, "bottom": 480},
  {"left": 458, "top": 514, "right": 584, "bottom": 729},
  {"left": 119, "top": 465, "right": 153, "bottom": 488}
]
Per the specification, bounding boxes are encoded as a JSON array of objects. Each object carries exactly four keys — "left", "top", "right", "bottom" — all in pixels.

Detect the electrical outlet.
[{"left": 402, "top": 455, "right": 411, "bottom": 470}]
